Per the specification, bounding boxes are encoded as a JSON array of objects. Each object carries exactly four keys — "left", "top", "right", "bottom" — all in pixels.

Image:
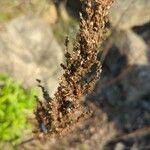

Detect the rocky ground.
[{"left": 0, "top": 0, "right": 150, "bottom": 149}]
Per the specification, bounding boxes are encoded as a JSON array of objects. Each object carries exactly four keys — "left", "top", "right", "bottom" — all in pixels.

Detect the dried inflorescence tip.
[{"left": 35, "top": 0, "right": 113, "bottom": 135}]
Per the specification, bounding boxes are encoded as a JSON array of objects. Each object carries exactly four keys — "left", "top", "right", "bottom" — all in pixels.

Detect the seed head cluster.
[{"left": 35, "top": 0, "right": 113, "bottom": 135}]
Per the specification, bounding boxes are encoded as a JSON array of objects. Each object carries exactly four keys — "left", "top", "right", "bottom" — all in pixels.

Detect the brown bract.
[{"left": 35, "top": 0, "right": 113, "bottom": 136}]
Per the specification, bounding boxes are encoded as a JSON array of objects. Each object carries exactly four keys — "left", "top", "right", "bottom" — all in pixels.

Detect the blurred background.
[{"left": 0, "top": 0, "right": 150, "bottom": 149}]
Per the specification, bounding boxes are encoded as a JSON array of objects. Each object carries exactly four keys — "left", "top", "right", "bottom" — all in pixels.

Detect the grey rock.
[
  {"left": 0, "top": 15, "right": 64, "bottom": 96},
  {"left": 121, "top": 65, "right": 150, "bottom": 102},
  {"left": 105, "top": 26, "right": 150, "bottom": 103},
  {"left": 114, "top": 29, "right": 149, "bottom": 65},
  {"left": 7, "top": 15, "right": 63, "bottom": 71},
  {"left": 110, "top": 0, "right": 150, "bottom": 29}
]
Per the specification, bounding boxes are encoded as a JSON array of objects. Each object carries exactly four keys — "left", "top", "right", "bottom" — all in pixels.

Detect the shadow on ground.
[{"left": 87, "top": 35, "right": 150, "bottom": 149}]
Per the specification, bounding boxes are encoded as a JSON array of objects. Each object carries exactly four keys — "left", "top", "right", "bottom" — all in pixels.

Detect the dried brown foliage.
[{"left": 35, "top": 0, "right": 113, "bottom": 136}]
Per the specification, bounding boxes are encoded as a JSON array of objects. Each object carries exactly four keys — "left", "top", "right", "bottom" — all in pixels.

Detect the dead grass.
[{"left": 35, "top": 0, "right": 113, "bottom": 138}]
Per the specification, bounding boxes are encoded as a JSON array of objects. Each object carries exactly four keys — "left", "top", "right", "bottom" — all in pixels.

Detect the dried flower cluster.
[{"left": 35, "top": 0, "right": 113, "bottom": 136}]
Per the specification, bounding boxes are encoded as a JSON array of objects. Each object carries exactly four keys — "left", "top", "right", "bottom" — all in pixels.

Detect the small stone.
[
  {"left": 115, "top": 142, "right": 125, "bottom": 150},
  {"left": 114, "top": 29, "right": 149, "bottom": 65}
]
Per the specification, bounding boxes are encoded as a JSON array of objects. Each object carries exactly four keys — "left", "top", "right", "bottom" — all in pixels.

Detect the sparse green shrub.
[{"left": 0, "top": 74, "right": 37, "bottom": 144}]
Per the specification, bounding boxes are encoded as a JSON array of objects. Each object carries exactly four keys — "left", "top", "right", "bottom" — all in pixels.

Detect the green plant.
[{"left": 0, "top": 74, "right": 37, "bottom": 144}]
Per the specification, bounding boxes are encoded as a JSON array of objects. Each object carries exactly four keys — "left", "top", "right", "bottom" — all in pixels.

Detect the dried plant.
[{"left": 35, "top": 0, "right": 113, "bottom": 136}]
